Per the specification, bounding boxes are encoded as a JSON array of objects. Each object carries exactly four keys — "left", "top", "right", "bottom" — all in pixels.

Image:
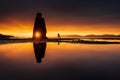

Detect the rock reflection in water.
[{"left": 33, "top": 42, "right": 46, "bottom": 63}]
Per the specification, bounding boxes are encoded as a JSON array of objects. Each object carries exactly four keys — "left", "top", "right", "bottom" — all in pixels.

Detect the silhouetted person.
[
  {"left": 58, "top": 33, "right": 61, "bottom": 45},
  {"left": 58, "top": 33, "right": 61, "bottom": 39},
  {"left": 33, "top": 42, "right": 46, "bottom": 63},
  {"left": 33, "top": 13, "right": 47, "bottom": 39}
]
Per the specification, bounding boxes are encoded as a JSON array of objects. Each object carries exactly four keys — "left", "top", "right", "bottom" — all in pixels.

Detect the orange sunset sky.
[{"left": 0, "top": 0, "right": 120, "bottom": 38}]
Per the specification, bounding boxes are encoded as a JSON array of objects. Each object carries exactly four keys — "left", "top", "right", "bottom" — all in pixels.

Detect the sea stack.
[{"left": 33, "top": 13, "right": 47, "bottom": 39}]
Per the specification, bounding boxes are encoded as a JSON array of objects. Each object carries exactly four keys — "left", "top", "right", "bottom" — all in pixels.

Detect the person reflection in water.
[{"left": 33, "top": 42, "right": 46, "bottom": 63}]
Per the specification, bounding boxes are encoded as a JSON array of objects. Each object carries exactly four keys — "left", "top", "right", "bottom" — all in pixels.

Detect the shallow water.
[{"left": 0, "top": 42, "right": 120, "bottom": 80}]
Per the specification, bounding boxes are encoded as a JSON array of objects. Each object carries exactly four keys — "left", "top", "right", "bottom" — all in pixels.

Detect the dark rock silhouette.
[
  {"left": 33, "top": 13, "right": 47, "bottom": 39},
  {"left": 33, "top": 42, "right": 46, "bottom": 63},
  {"left": 0, "top": 34, "right": 14, "bottom": 39}
]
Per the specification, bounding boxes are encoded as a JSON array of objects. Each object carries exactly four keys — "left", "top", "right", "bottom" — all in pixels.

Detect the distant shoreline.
[{"left": 0, "top": 38, "right": 120, "bottom": 44}]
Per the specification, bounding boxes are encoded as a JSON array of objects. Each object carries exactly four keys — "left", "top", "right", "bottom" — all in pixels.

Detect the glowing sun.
[{"left": 35, "top": 32, "right": 41, "bottom": 38}]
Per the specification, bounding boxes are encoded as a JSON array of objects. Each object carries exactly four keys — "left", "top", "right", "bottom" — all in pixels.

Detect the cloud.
[{"left": 0, "top": 0, "right": 120, "bottom": 26}]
